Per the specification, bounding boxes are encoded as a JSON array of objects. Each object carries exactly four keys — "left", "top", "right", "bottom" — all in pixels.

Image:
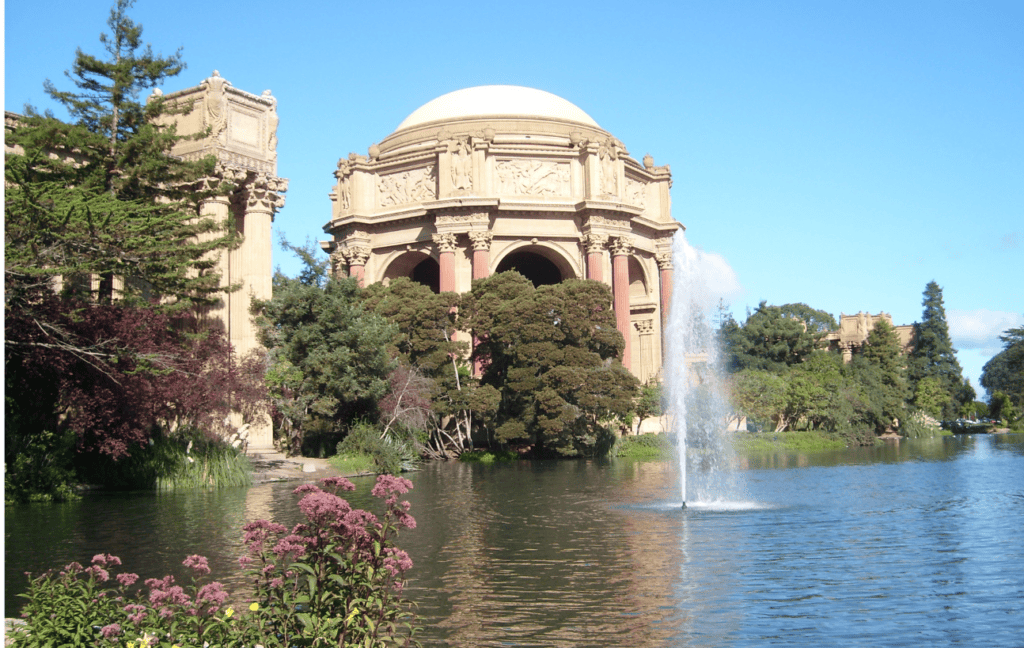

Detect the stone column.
[
  {"left": 433, "top": 233, "right": 459, "bottom": 293},
  {"left": 635, "top": 319, "right": 655, "bottom": 384},
  {"left": 468, "top": 231, "right": 493, "bottom": 281},
  {"left": 344, "top": 247, "right": 370, "bottom": 287},
  {"left": 610, "top": 236, "right": 633, "bottom": 371},
  {"left": 656, "top": 252, "right": 673, "bottom": 332},
  {"left": 583, "top": 233, "right": 608, "bottom": 283}
]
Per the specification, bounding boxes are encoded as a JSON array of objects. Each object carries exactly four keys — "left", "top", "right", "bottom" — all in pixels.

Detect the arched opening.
[
  {"left": 411, "top": 258, "right": 440, "bottom": 293},
  {"left": 495, "top": 250, "right": 563, "bottom": 287},
  {"left": 382, "top": 251, "right": 440, "bottom": 293},
  {"left": 628, "top": 257, "right": 648, "bottom": 298}
]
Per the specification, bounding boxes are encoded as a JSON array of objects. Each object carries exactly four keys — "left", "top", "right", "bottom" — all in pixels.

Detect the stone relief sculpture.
[
  {"left": 263, "top": 91, "right": 278, "bottom": 153},
  {"left": 599, "top": 138, "right": 619, "bottom": 196},
  {"left": 378, "top": 165, "right": 437, "bottom": 207},
  {"left": 625, "top": 176, "right": 646, "bottom": 209},
  {"left": 495, "top": 159, "right": 570, "bottom": 197},
  {"left": 449, "top": 137, "right": 473, "bottom": 192},
  {"left": 203, "top": 71, "right": 229, "bottom": 145}
]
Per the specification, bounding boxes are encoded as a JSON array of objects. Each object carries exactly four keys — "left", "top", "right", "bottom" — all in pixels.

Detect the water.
[
  {"left": 7, "top": 435, "right": 1024, "bottom": 647},
  {"left": 664, "top": 233, "right": 742, "bottom": 508}
]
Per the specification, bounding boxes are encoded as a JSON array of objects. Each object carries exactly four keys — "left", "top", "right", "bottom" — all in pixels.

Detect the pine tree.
[
  {"left": 4, "top": 0, "right": 232, "bottom": 308},
  {"left": 908, "top": 281, "right": 966, "bottom": 418}
]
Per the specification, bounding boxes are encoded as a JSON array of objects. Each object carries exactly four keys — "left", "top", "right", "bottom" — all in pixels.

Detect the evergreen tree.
[
  {"left": 5, "top": 0, "right": 232, "bottom": 308},
  {"left": 721, "top": 301, "right": 818, "bottom": 373},
  {"left": 980, "top": 325, "right": 1024, "bottom": 408},
  {"left": 908, "top": 281, "right": 966, "bottom": 418},
  {"left": 860, "top": 319, "right": 908, "bottom": 430}
]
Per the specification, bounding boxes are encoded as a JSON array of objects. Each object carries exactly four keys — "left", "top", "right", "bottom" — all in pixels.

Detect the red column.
[
  {"left": 345, "top": 247, "right": 369, "bottom": 287},
  {"left": 469, "top": 231, "right": 492, "bottom": 281},
  {"left": 433, "top": 233, "right": 458, "bottom": 293},
  {"left": 584, "top": 234, "right": 607, "bottom": 282},
  {"left": 610, "top": 237, "right": 633, "bottom": 371}
]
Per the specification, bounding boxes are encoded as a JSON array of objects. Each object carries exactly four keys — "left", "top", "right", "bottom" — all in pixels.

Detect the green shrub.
[
  {"left": 4, "top": 429, "right": 79, "bottom": 504},
  {"left": 458, "top": 449, "right": 519, "bottom": 463},
  {"left": 328, "top": 452, "right": 376, "bottom": 475},
  {"left": 337, "top": 421, "right": 419, "bottom": 474},
  {"left": 614, "top": 433, "right": 673, "bottom": 460},
  {"left": 75, "top": 428, "right": 252, "bottom": 491},
  {"left": 733, "top": 430, "right": 847, "bottom": 453}
]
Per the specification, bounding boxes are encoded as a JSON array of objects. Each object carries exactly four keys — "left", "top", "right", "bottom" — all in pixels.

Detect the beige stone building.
[
  {"left": 161, "top": 72, "right": 289, "bottom": 449},
  {"left": 825, "top": 311, "right": 916, "bottom": 362},
  {"left": 321, "top": 86, "right": 681, "bottom": 382}
]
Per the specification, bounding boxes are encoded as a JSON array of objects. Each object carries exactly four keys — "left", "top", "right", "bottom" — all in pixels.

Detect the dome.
[{"left": 394, "top": 85, "right": 600, "bottom": 132}]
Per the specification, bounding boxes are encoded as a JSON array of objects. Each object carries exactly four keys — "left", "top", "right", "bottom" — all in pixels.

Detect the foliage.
[
  {"left": 4, "top": 0, "right": 233, "bottom": 308},
  {"left": 720, "top": 301, "right": 820, "bottom": 373},
  {"left": 5, "top": 296, "right": 266, "bottom": 502},
  {"left": 860, "top": 319, "right": 909, "bottom": 430},
  {"left": 461, "top": 273, "right": 639, "bottom": 457},
  {"left": 254, "top": 241, "right": 396, "bottom": 455},
  {"left": 988, "top": 391, "right": 1021, "bottom": 425},
  {"left": 907, "top": 281, "right": 967, "bottom": 418},
  {"left": 900, "top": 410, "right": 946, "bottom": 439},
  {"left": 614, "top": 433, "right": 673, "bottom": 460},
  {"left": 3, "top": 429, "right": 79, "bottom": 505},
  {"left": 328, "top": 452, "right": 377, "bottom": 475},
  {"left": 778, "top": 303, "right": 837, "bottom": 335},
  {"left": 362, "top": 278, "right": 498, "bottom": 457},
  {"left": 913, "top": 376, "right": 952, "bottom": 420},
  {"left": 732, "top": 430, "right": 848, "bottom": 454},
  {"left": 337, "top": 420, "right": 420, "bottom": 475},
  {"left": 458, "top": 450, "right": 520, "bottom": 463},
  {"left": 75, "top": 427, "right": 252, "bottom": 491},
  {"left": 633, "top": 381, "right": 665, "bottom": 431},
  {"left": 980, "top": 325, "right": 1024, "bottom": 408},
  {"left": 10, "top": 476, "right": 420, "bottom": 648}
]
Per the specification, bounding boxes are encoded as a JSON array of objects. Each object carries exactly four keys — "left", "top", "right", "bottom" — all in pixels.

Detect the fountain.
[{"left": 662, "top": 233, "right": 744, "bottom": 510}]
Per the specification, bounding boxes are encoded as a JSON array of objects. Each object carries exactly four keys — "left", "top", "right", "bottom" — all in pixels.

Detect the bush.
[
  {"left": 458, "top": 449, "right": 519, "bottom": 463},
  {"left": 614, "top": 433, "right": 673, "bottom": 460},
  {"left": 75, "top": 428, "right": 252, "bottom": 491},
  {"left": 337, "top": 420, "right": 419, "bottom": 474},
  {"left": 329, "top": 452, "right": 377, "bottom": 475},
  {"left": 4, "top": 429, "right": 79, "bottom": 504},
  {"left": 10, "top": 475, "right": 420, "bottom": 648}
]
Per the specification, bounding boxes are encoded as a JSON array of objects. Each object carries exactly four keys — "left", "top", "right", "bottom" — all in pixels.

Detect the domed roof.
[{"left": 394, "top": 85, "right": 600, "bottom": 132}]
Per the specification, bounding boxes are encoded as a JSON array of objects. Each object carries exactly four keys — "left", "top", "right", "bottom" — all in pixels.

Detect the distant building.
[{"left": 825, "top": 312, "right": 915, "bottom": 362}]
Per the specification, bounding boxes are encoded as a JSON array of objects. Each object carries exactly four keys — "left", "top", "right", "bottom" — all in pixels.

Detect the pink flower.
[
  {"left": 100, "top": 623, "right": 121, "bottom": 638},
  {"left": 87, "top": 566, "right": 110, "bottom": 582},
  {"left": 320, "top": 476, "right": 356, "bottom": 492},
  {"left": 183, "top": 554, "right": 211, "bottom": 576},
  {"left": 196, "top": 582, "right": 229, "bottom": 607},
  {"left": 238, "top": 555, "right": 255, "bottom": 569},
  {"left": 272, "top": 535, "right": 308, "bottom": 560},
  {"left": 242, "top": 520, "right": 288, "bottom": 551},
  {"left": 293, "top": 484, "right": 321, "bottom": 495},
  {"left": 92, "top": 554, "right": 122, "bottom": 567},
  {"left": 297, "top": 491, "right": 352, "bottom": 526},
  {"left": 371, "top": 475, "right": 413, "bottom": 500},
  {"left": 117, "top": 572, "right": 139, "bottom": 587},
  {"left": 382, "top": 548, "right": 413, "bottom": 576}
]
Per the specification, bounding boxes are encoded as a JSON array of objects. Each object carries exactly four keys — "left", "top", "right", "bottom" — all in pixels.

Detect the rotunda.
[{"left": 322, "top": 85, "right": 680, "bottom": 381}]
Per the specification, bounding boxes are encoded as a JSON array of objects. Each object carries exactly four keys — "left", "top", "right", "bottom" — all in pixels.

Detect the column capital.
[
  {"left": 655, "top": 251, "right": 673, "bottom": 270},
  {"left": 468, "top": 231, "right": 493, "bottom": 252},
  {"left": 342, "top": 246, "right": 370, "bottom": 266},
  {"left": 609, "top": 236, "right": 634, "bottom": 256},
  {"left": 243, "top": 173, "right": 289, "bottom": 214},
  {"left": 634, "top": 319, "right": 655, "bottom": 335},
  {"left": 432, "top": 232, "right": 459, "bottom": 253},
  {"left": 582, "top": 233, "right": 609, "bottom": 254}
]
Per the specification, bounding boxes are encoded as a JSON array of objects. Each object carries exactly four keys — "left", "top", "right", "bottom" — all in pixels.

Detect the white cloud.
[{"left": 947, "top": 309, "right": 1024, "bottom": 352}]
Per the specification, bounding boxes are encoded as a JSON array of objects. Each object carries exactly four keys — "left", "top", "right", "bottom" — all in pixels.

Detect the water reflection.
[{"left": 6, "top": 435, "right": 1024, "bottom": 647}]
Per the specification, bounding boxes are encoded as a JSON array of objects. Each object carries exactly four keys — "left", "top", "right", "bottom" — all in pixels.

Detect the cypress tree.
[{"left": 908, "top": 281, "right": 966, "bottom": 418}]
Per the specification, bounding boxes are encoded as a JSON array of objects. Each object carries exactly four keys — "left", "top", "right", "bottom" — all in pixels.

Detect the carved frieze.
[
  {"left": 625, "top": 175, "right": 646, "bottom": 209},
  {"left": 495, "top": 159, "right": 570, "bottom": 197},
  {"left": 587, "top": 214, "right": 631, "bottom": 230},
  {"left": 432, "top": 233, "right": 459, "bottom": 253},
  {"left": 378, "top": 166, "right": 437, "bottom": 207}
]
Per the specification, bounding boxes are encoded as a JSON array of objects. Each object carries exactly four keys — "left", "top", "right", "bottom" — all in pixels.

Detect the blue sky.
[{"left": 5, "top": 0, "right": 1022, "bottom": 396}]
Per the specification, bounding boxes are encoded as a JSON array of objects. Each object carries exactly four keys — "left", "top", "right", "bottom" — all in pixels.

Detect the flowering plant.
[{"left": 10, "top": 475, "right": 419, "bottom": 647}]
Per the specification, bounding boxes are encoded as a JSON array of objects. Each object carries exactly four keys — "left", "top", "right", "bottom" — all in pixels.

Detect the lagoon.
[{"left": 6, "top": 434, "right": 1024, "bottom": 647}]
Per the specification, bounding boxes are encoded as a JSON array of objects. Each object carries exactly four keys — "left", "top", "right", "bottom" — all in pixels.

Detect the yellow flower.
[
  {"left": 225, "top": 607, "right": 235, "bottom": 618},
  {"left": 249, "top": 602, "right": 260, "bottom": 612}
]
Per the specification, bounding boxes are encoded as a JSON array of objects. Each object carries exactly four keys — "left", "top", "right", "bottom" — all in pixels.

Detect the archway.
[
  {"left": 382, "top": 251, "right": 440, "bottom": 293},
  {"left": 494, "top": 246, "right": 575, "bottom": 288}
]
